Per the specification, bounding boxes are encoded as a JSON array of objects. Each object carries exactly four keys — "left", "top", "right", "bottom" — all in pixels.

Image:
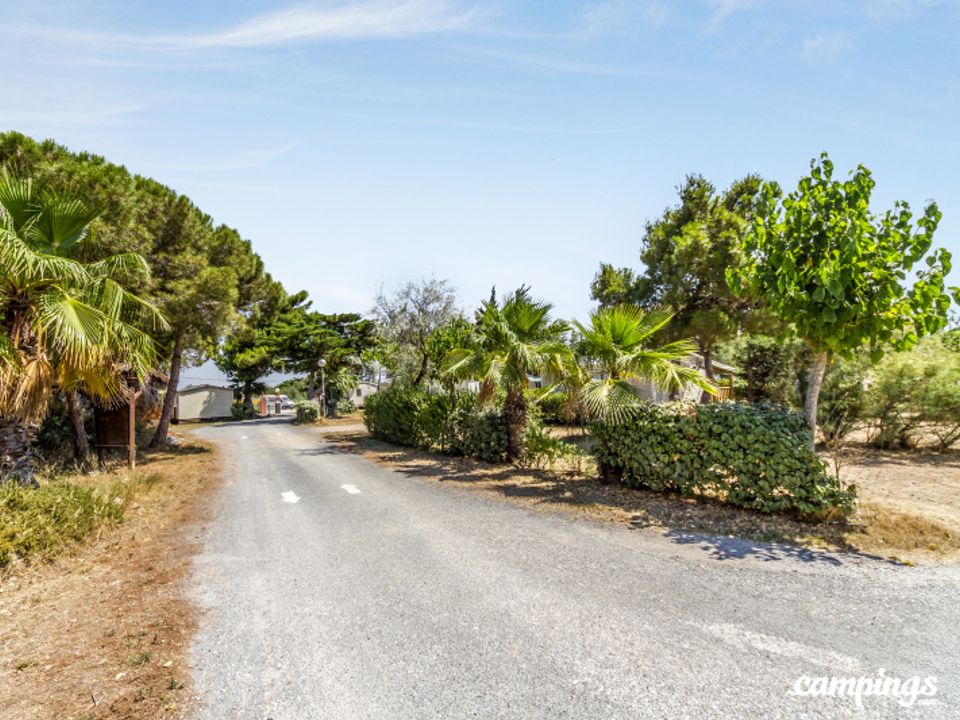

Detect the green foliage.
[
  {"left": 362, "top": 385, "right": 429, "bottom": 447},
  {"left": 443, "top": 286, "right": 571, "bottom": 461},
  {"left": 536, "top": 391, "right": 575, "bottom": 425},
  {"left": 574, "top": 305, "right": 713, "bottom": 421},
  {"left": 730, "top": 153, "right": 956, "bottom": 360},
  {"left": 817, "top": 359, "right": 867, "bottom": 443},
  {"left": 294, "top": 401, "right": 320, "bottom": 425},
  {"left": 728, "top": 334, "right": 801, "bottom": 404},
  {"left": 362, "top": 386, "right": 510, "bottom": 462},
  {"left": 590, "top": 403, "right": 854, "bottom": 517},
  {"left": 0, "top": 170, "right": 165, "bottom": 485},
  {"left": 373, "top": 277, "right": 460, "bottom": 386},
  {"left": 865, "top": 336, "right": 960, "bottom": 450},
  {"left": 0, "top": 475, "right": 153, "bottom": 568},
  {"left": 729, "top": 153, "right": 956, "bottom": 435},
  {"left": 273, "top": 307, "right": 377, "bottom": 398},
  {"left": 591, "top": 175, "right": 767, "bottom": 371},
  {"left": 276, "top": 378, "right": 308, "bottom": 401},
  {"left": 521, "top": 422, "right": 578, "bottom": 469}
]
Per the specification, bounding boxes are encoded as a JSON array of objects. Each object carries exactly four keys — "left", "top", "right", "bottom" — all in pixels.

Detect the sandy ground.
[{"left": 0, "top": 439, "right": 221, "bottom": 720}]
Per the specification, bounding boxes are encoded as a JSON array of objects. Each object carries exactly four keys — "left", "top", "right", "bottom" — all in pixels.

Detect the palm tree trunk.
[
  {"left": 504, "top": 386, "right": 527, "bottom": 462},
  {"left": 66, "top": 391, "right": 89, "bottom": 463},
  {"left": 150, "top": 331, "right": 185, "bottom": 449},
  {"left": 804, "top": 351, "right": 828, "bottom": 449},
  {"left": 0, "top": 415, "right": 38, "bottom": 487}
]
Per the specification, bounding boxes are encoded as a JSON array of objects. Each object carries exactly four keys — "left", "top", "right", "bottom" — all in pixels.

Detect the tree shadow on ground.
[{"left": 325, "top": 432, "right": 891, "bottom": 565}]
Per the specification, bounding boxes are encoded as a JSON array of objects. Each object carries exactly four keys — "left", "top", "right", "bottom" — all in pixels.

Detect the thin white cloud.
[
  {"left": 803, "top": 31, "right": 854, "bottom": 59},
  {"left": 705, "top": 0, "right": 763, "bottom": 25},
  {"left": 582, "top": 0, "right": 669, "bottom": 34},
  {"left": 3, "top": 0, "right": 483, "bottom": 50},
  {"left": 865, "top": 0, "right": 941, "bottom": 21},
  {"left": 467, "top": 47, "right": 642, "bottom": 76}
]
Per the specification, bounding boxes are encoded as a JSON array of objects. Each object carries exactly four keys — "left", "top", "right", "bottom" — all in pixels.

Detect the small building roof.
[{"left": 178, "top": 384, "right": 234, "bottom": 394}]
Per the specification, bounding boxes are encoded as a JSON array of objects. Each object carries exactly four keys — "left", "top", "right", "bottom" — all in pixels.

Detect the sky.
[{"left": 2, "top": 0, "right": 959, "bottom": 384}]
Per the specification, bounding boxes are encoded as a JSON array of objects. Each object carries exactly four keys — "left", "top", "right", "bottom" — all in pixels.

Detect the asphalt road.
[{"left": 189, "top": 416, "right": 960, "bottom": 719}]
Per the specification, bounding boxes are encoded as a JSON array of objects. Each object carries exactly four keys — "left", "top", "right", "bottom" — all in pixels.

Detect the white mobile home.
[{"left": 174, "top": 384, "right": 234, "bottom": 422}]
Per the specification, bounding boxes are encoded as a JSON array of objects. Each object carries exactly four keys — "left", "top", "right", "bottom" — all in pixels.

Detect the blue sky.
[{"left": 3, "top": 0, "right": 959, "bottom": 330}]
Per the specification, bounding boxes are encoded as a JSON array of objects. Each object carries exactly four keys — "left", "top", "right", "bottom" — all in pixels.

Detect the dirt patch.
[
  {"left": 329, "top": 431, "right": 960, "bottom": 565},
  {"left": 0, "top": 438, "right": 220, "bottom": 719},
  {"left": 837, "top": 445, "right": 960, "bottom": 561},
  {"left": 315, "top": 412, "right": 365, "bottom": 428}
]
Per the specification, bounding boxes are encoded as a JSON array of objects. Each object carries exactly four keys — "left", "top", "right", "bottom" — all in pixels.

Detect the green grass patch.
[{"left": 0, "top": 473, "right": 157, "bottom": 570}]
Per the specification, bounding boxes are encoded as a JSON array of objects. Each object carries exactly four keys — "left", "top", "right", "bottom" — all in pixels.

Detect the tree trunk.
[
  {"left": 0, "top": 415, "right": 38, "bottom": 487},
  {"left": 412, "top": 351, "right": 429, "bottom": 386},
  {"left": 66, "top": 391, "right": 89, "bottom": 463},
  {"left": 307, "top": 371, "right": 315, "bottom": 400},
  {"left": 504, "top": 386, "right": 527, "bottom": 462},
  {"left": 804, "top": 351, "right": 828, "bottom": 448},
  {"left": 150, "top": 331, "right": 185, "bottom": 449},
  {"left": 699, "top": 347, "right": 715, "bottom": 403},
  {"left": 242, "top": 387, "right": 255, "bottom": 418}
]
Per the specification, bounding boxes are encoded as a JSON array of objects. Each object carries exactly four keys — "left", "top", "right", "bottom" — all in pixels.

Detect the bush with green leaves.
[
  {"left": 725, "top": 334, "right": 801, "bottom": 405},
  {"left": 590, "top": 402, "right": 854, "bottom": 518},
  {"left": 294, "top": 401, "right": 320, "bottom": 425},
  {"left": 363, "top": 385, "right": 512, "bottom": 462},
  {"left": 817, "top": 358, "right": 867, "bottom": 444},
  {"left": 362, "top": 385, "right": 429, "bottom": 446},
  {"left": 865, "top": 336, "right": 960, "bottom": 450}
]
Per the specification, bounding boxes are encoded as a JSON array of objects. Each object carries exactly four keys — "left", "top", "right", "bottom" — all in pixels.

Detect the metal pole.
[{"left": 320, "top": 367, "right": 326, "bottom": 417}]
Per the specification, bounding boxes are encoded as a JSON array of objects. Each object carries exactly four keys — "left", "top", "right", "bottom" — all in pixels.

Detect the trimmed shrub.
[
  {"left": 363, "top": 385, "right": 511, "bottom": 462},
  {"left": 294, "top": 401, "right": 320, "bottom": 425},
  {"left": 591, "top": 402, "right": 854, "bottom": 518},
  {"left": 362, "top": 386, "right": 428, "bottom": 445},
  {"left": 452, "top": 408, "right": 509, "bottom": 462}
]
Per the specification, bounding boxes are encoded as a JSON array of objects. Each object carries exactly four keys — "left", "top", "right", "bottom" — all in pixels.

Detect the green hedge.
[
  {"left": 294, "top": 401, "right": 320, "bottom": 425},
  {"left": 363, "top": 386, "right": 509, "bottom": 462},
  {"left": 590, "top": 402, "right": 854, "bottom": 518}
]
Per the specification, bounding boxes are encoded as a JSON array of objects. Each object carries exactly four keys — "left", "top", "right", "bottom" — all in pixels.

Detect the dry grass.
[
  {"left": 0, "top": 437, "right": 220, "bottom": 719},
  {"left": 316, "top": 411, "right": 365, "bottom": 427},
  {"left": 329, "top": 430, "right": 960, "bottom": 565}
]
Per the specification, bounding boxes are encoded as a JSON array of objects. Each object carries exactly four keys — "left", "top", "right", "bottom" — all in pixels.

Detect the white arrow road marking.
[
  {"left": 340, "top": 484, "right": 361, "bottom": 495},
  {"left": 281, "top": 491, "right": 301, "bottom": 503}
]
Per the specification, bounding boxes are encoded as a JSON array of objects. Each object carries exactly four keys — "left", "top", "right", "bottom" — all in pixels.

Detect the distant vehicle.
[{"left": 279, "top": 394, "right": 295, "bottom": 410}]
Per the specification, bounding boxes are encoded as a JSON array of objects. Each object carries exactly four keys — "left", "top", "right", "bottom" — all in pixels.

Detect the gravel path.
[{"left": 188, "top": 416, "right": 960, "bottom": 719}]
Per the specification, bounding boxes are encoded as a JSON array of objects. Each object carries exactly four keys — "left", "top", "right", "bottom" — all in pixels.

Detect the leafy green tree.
[
  {"left": 273, "top": 307, "right": 377, "bottom": 407},
  {"left": 373, "top": 277, "right": 460, "bottom": 385},
  {"left": 729, "top": 153, "right": 957, "bottom": 443},
  {"left": 424, "top": 317, "right": 475, "bottom": 390},
  {"left": 443, "top": 287, "right": 571, "bottom": 461},
  {"left": 0, "top": 172, "right": 165, "bottom": 483},
  {"left": 217, "top": 282, "right": 299, "bottom": 415},
  {"left": 592, "top": 175, "right": 766, "bottom": 378},
  {"left": 144, "top": 190, "right": 243, "bottom": 447},
  {"left": 574, "top": 306, "right": 714, "bottom": 422}
]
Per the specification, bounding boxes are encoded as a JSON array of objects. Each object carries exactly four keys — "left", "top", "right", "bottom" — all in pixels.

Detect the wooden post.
[{"left": 121, "top": 386, "right": 143, "bottom": 469}]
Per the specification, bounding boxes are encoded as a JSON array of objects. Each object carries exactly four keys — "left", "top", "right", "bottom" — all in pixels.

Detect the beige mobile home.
[{"left": 174, "top": 384, "right": 234, "bottom": 422}]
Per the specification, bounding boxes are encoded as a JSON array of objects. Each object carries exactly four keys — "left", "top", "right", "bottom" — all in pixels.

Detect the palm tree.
[
  {"left": 574, "top": 305, "right": 715, "bottom": 423},
  {"left": 0, "top": 171, "right": 166, "bottom": 484},
  {"left": 443, "top": 287, "right": 571, "bottom": 461}
]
